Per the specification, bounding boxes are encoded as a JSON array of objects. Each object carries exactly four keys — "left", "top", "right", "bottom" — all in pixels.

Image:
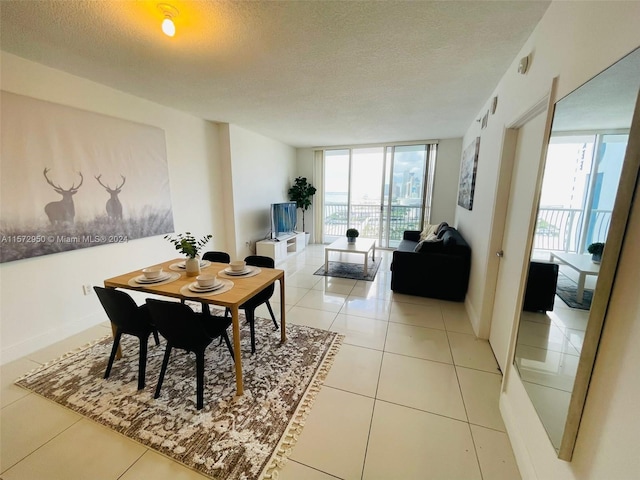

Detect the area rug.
[
  {"left": 556, "top": 273, "right": 593, "bottom": 310},
  {"left": 314, "top": 259, "right": 380, "bottom": 281},
  {"left": 16, "top": 319, "right": 343, "bottom": 480}
]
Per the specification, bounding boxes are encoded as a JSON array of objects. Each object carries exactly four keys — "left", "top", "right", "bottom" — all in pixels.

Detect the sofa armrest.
[{"left": 403, "top": 230, "right": 421, "bottom": 242}]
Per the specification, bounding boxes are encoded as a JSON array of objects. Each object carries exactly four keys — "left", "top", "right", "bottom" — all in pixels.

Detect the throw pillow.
[{"left": 425, "top": 233, "right": 439, "bottom": 242}]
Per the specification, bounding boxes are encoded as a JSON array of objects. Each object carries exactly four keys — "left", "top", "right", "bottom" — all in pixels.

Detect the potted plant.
[
  {"left": 346, "top": 228, "right": 359, "bottom": 243},
  {"left": 587, "top": 242, "right": 605, "bottom": 263},
  {"left": 288, "top": 176, "right": 316, "bottom": 242},
  {"left": 164, "top": 232, "right": 212, "bottom": 276}
]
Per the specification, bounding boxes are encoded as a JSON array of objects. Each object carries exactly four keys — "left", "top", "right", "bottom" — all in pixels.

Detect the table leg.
[
  {"left": 279, "top": 277, "right": 287, "bottom": 343},
  {"left": 576, "top": 273, "right": 586, "bottom": 303},
  {"left": 325, "top": 249, "right": 329, "bottom": 272},
  {"left": 230, "top": 305, "right": 244, "bottom": 396},
  {"left": 363, "top": 252, "right": 368, "bottom": 276}
]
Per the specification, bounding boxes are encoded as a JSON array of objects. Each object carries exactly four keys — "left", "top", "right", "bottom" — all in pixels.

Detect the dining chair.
[
  {"left": 202, "top": 251, "right": 231, "bottom": 263},
  {"left": 93, "top": 286, "right": 160, "bottom": 390},
  {"left": 146, "top": 298, "right": 234, "bottom": 410},
  {"left": 235, "top": 255, "right": 278, "bottom": 353}
]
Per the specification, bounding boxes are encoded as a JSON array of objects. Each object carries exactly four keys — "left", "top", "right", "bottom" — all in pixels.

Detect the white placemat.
[
  {"left": 128, "top": 272, "right": 181, "bottom": 287},
  {"left": 179, "top": 278, "right": 234, "bottom": 297},
  {"left": 217, "top": 266, "right": 262, "bottom": 279},
  {"left": 169, "top": 259, "right": 211, "bottom": 272}
]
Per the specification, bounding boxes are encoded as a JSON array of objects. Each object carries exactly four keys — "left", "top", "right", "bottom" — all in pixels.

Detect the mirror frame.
[
  {"left": 513, "top": 55, "right": 640, "bottom": 460},
  {"left": 558, "top": 90, "right": 640, "bottom": 460}
]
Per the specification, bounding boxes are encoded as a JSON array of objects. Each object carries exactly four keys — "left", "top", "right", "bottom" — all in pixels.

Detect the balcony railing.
[
  {"left": 324, "top": 203, "right": 422, "bottom": 245},
  {"left": 534, "top": 207, "right": 612, "bottom": 253}
]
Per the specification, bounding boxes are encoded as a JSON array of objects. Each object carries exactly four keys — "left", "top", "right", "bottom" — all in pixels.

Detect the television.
[{"left": 271, "top": 202, "right": 297, "bottom": 240}]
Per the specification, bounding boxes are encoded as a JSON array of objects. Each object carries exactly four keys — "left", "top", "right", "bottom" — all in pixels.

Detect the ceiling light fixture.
[{"left": 158, "top": 3, "right": 179, "bottom": 37}]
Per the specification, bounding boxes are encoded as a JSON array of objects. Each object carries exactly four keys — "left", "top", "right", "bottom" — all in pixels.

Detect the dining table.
[{"left": 103, "top": 258, "right": 286, "bottom": 396}]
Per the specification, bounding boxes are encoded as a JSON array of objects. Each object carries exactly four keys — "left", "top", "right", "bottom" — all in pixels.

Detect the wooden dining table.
[{"left": 103, "top": 258, "right": 286, "bottom": 396}]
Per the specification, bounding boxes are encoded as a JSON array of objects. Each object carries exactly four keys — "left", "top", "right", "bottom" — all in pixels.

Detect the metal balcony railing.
[
  {"left": 324, "top": 203, "right": 422, "bottom": 245},
  {"left": 534, "top": 207, "right": 612, "bottom": 253}
]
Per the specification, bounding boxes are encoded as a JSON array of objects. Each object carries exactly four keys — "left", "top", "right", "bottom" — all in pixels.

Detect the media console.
[{"left": 256, "top": 232, "right": 306, "bottom": 263}]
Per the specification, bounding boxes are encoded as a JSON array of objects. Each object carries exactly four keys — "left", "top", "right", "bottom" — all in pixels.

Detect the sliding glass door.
[{"left": 323, "top": 143, "right": 436, "bottom": 248}]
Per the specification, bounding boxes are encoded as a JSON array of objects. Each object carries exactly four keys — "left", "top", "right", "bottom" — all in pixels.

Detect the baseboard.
[
  {"left": 500, "top": 390, "right": 538, "bottom": 480},
  {"left": 464, "top": 296, "right": 482, "bottom": 338},
  {"left": 1, "top": 310, "right": 105, "bottom": 365}
]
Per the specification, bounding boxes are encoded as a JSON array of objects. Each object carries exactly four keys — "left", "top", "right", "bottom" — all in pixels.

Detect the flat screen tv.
[{"left": 271, "top": 202, "right": 297, "bottom": 240}]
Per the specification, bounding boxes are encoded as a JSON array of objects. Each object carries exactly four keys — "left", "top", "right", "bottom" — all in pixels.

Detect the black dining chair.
[
  {"left": 93, "top": 286, "right": 160, "bottom": 390},
  {"left": 202, "top": 251, "right": 231, "bottom": 264},
  {"left": 146, "top": 298, "right": 234, "bottom": 410},
  {"left": 231, "top": 255, "right": 278, "bottom": 353}
]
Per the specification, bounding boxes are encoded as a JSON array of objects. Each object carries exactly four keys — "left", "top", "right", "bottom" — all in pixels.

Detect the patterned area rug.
[
  {"left": 556, "top": 273, "right": 593, "bottom": 310},
  {"left": 16, "top": 319, "right": 342, "bottom": 480},
  {"left": 314, "top": 259, "right": 380, "bottom": 281}
]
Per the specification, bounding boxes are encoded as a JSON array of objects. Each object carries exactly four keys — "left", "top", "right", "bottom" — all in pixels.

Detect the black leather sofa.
[{"left": 390, "top": 228, "right": 471, "bottom": 301}]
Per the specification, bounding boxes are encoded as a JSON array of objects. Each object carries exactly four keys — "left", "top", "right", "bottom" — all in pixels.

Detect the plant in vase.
[
  {"left": 346, "top": 228, "right": 359, "bottom": 243},
  {"left": 587, "top": 242, "right": 605, "bottom": 263},
  {"left": 164, "top": 232, "right": 212, "bottom": 276},
  {"left": 288, "top": 176, "right": 317, "bottom": 241}
]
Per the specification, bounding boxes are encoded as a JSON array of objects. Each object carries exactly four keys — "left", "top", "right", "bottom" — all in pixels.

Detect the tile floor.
[
  {"left": 0, "top": 245, "right": 521, "bottom": 480},
  {"left": 514, "top": 260, "right": 590, "bottom": 450}
]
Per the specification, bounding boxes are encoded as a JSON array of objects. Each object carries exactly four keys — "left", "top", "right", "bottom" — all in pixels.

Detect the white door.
[{"left": 489, "top": 111, "right": 548, "bottom": 371}]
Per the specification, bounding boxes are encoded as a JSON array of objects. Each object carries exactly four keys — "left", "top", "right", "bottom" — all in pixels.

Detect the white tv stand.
[{"left": 256, "top": 232, "right": 306, "bottom": 263}]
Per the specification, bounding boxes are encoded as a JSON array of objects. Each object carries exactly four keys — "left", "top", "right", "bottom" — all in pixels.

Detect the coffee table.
[
  {"left": 325, "top": 238, "right": 376, "bottom": 275},
  {"left": 549, "top": 252, "right": 600, "bottom": 303}
]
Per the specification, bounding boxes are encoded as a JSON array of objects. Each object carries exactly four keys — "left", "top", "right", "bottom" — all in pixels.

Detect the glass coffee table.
[{"left": 324, "top": 238, "right": 376, "bottom": 275}]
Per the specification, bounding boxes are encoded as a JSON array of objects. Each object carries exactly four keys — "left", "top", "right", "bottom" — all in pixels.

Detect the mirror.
[{"left": 513, "top": 48, "right": 640, "bottom": 459}]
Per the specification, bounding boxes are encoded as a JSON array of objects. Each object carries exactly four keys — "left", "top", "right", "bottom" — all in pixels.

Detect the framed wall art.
[
  {"left": 457, "top": 136, "right": 480, "bottom": 210},
  {"left": 0, "top": 92, "right": 174, "bottom": 263}
]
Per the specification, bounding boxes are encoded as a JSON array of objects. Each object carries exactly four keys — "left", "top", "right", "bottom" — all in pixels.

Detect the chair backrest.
[
  {"left": 203, "top": 251, "right": 231, "bottom": 263},
  {"left": 146, "top": 299, "right": 215, "bottom": 352},
  {"left": 243, "top": 255, "right": 275, "bottom": 302},
  {"left": 94, "top": 286, "right": 152, "bottom": 336},
  {"left": 244, "top": 255, "right": 275, "bottom": 269}
]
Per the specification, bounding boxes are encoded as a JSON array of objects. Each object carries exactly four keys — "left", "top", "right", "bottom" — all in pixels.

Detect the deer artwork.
[
  {"left": 95, "top": 174, "right": 126, "bottom": 220},
  {"left": 43, "top": 168, "right": 84, "bottom": 225}
]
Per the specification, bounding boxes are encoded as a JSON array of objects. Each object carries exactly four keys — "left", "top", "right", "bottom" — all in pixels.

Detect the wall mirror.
[{"left": 513, "top": 47, "right": 640, "bottom": 460}]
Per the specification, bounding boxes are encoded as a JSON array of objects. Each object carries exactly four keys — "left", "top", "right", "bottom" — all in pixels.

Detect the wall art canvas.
[
  {"left": 457, "top": 137, "right": 480, "bottom": 210},
  {"left": 0, "top": 92, "right": 174, "bottom": 263}
]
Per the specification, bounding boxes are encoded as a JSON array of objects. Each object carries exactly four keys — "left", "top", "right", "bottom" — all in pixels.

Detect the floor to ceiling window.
[
  {"left": 323, "top": 143, "right": 437, "bottom": 248},
  {"left": 533, "top": 132, "right": 627, "bottom": 253}
]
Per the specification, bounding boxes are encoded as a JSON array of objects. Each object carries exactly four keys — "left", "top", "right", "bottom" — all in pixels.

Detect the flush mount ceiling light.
[{"left": 158, "top": 3, "right": 179, "bottom": 37}]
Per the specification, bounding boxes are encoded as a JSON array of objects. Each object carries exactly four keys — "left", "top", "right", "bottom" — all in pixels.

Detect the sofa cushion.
[{"left": 414, "top": 238, "right": 444, "bottom": 253}]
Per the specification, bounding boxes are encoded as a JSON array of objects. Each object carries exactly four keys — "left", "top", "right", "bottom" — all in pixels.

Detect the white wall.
[
  {"left": 0, "top": 53, "right": 226, "bottom": 363},
  {"left": 431, "top": 138, "right": 462, "bottom": 224},
  {"left": 457, "top": 2, "right": 640, "bottom": 478},
  {"left": 227, "top": 124, "right": 297, "bottom": 258}
]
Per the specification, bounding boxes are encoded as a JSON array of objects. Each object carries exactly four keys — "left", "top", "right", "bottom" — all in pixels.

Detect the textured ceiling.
[{"left": 0, "top": 0, "right": 550, "bottom": 147}]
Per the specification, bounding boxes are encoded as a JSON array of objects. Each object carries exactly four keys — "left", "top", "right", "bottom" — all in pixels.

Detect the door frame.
[{"left": 485, "top": 80, "right": 558, "bottom": 371}]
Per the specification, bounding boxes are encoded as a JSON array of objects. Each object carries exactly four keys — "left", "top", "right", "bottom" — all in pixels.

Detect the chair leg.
[
  {"left": 154, "top": 344, "right": 173, "bottom": 400},
  {"left": 246, "top": 309, "right": 256, "bottom": 353},
  {"left": 265, "top": 301, "right": 278, "bottom": 330},
  {"left": 195, "top": 351, "right": 205, "bottom": 410},
  {"left": 152, "top": 329, "right": 160, "bottom": 346},
  {"left": 104, "top": 331, "right": 122, "bottom": 379},
  {"left": 221, "top": 331, "right": 235, "bottom": 361},
  {"left": 200, "top": 302, "right": 211, "bottom": 316},
  {"left": 137, "top": 337, "right": 148, "bottom": 390}
]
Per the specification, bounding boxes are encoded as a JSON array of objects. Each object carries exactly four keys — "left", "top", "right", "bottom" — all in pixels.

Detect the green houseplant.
[
  {"left": 164, "top": 232, "right": 212, "bottom": 276},
  {"left": 288, "top": 177, "right": 317, "bottom": 234},
  {"left": 346, "top": 228, "right": 359, "bottom": 243},
  {"left": 587, "top": 242, "right": 605, "bottom": 263}
]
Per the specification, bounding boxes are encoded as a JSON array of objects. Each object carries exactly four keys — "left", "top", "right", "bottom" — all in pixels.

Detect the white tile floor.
[
  {"left": 514, "top": 266, "right": 589, "bottom": 450},
  {"left": 0, "top": 245, "right": 521, "bottom": 480}
]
